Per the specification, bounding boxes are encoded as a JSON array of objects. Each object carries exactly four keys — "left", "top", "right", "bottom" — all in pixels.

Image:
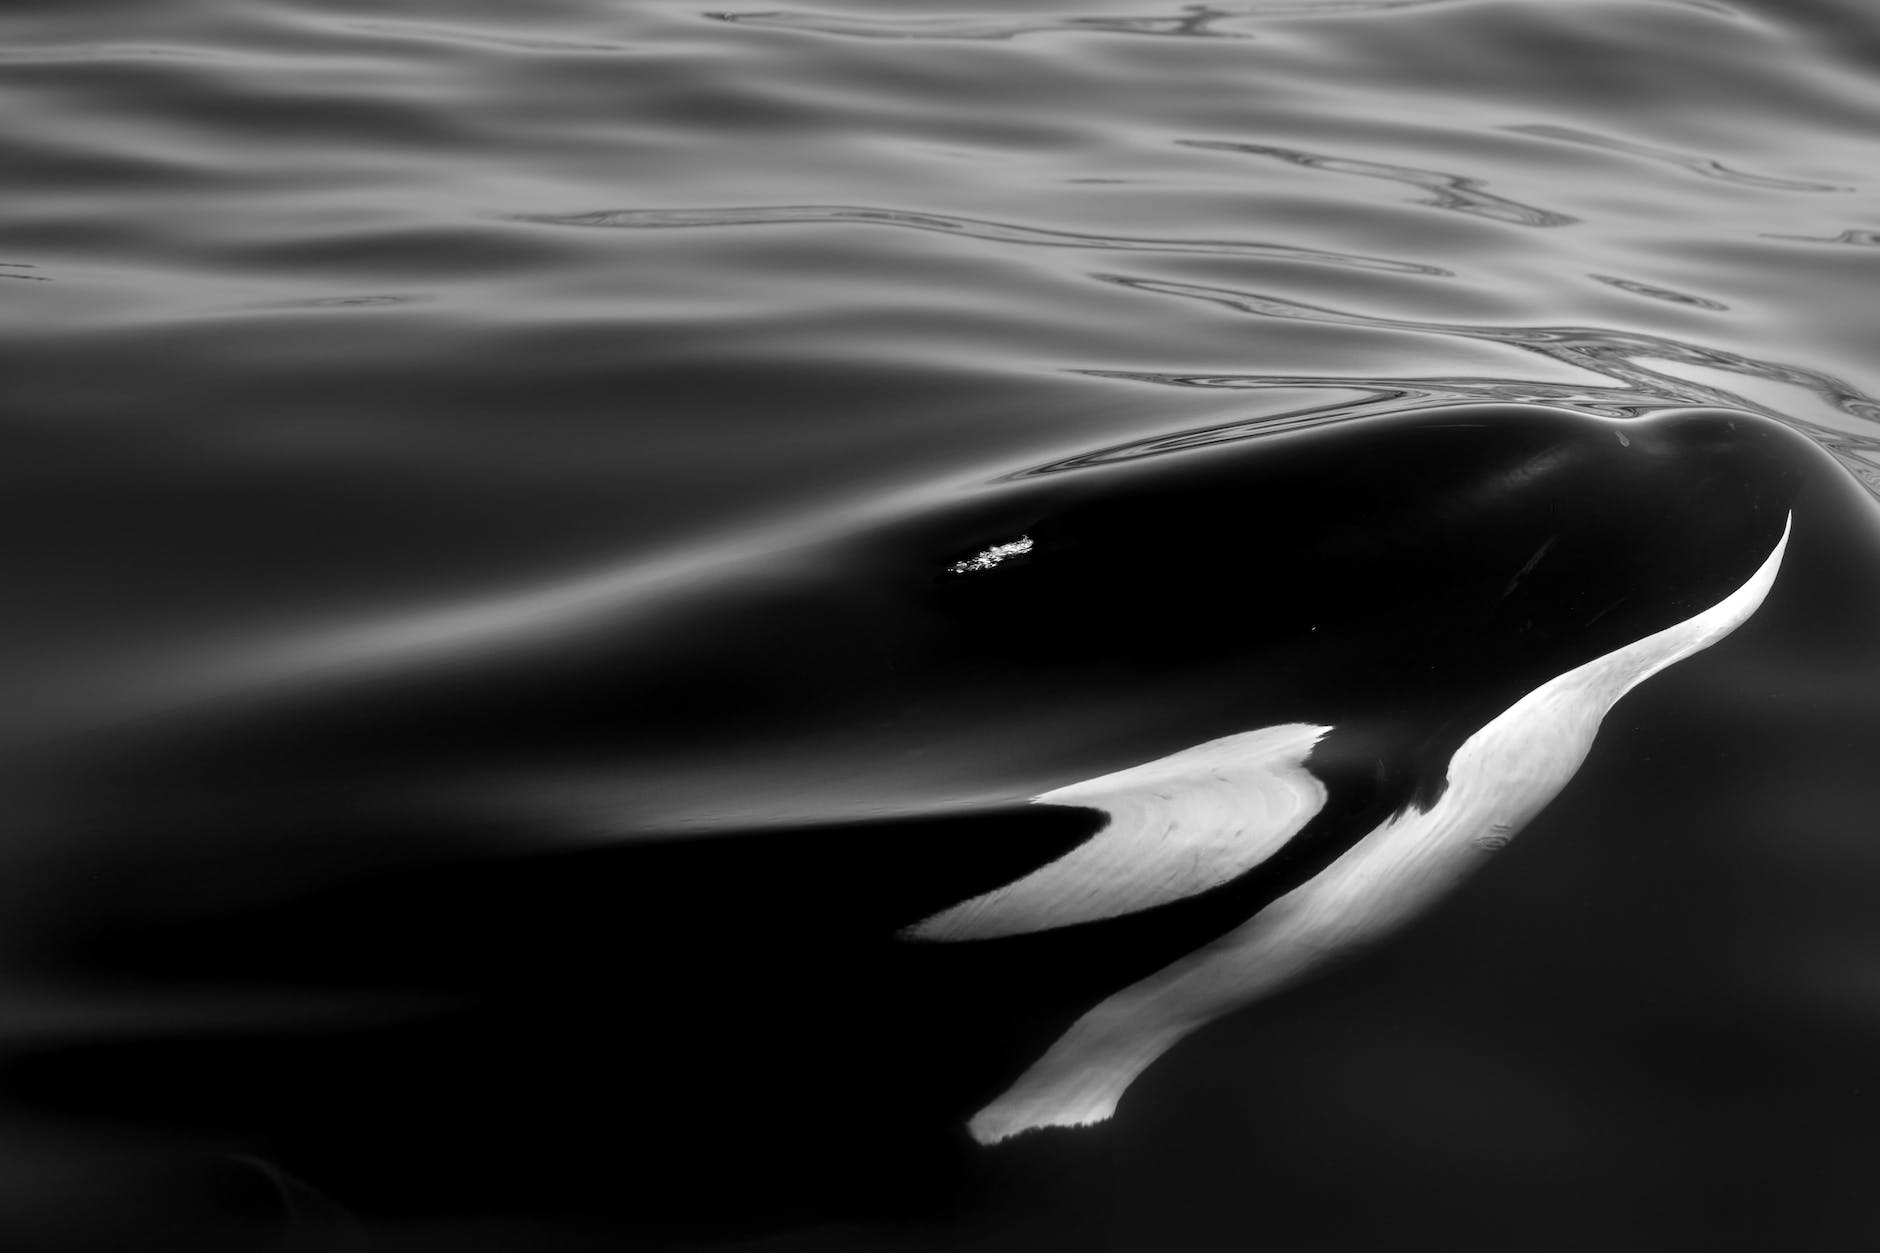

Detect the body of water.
[{"left": 4, "top": 1, "right": 1880, "bottom": 1249}]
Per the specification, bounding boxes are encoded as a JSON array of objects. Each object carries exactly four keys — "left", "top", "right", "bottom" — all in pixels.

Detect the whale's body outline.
[{"left": 18, "top": 405, "right": 1826, "bottom": 1229}]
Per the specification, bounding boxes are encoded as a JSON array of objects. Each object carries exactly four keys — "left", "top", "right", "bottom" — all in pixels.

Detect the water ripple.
[
  {"left": 1084, "top": 272, "right": 1880, "bottom": 482},
  {"left": 706, "top": 1, "right": 1459, "bottom": 42},
  {"left": 338, "top": 20, "right": 634, "bottom": 55},
  {"left": 1052, "top": 364, "right": 1880, "bottom": 492},
  {"left": 1179, "top": 139, "right": 1578, "bottom": 227},
  {"left": 1012, "top": 376, "right": 1680, "bottom": 475},
  {"left": 244, "top": 293, "right": 428, "bottom": 310},
  {"left": 1761, "top": 228, "right": 1880, "bottom": 246},
  {"left": 1588, "top": 273, "right": 1728, "bottom": 309},
  {"left": 1507, "top": 123, "right": 1853, "bottom": 192},
  {"left": 505, "top": 204, "right": 1451, "bottom": 275}
]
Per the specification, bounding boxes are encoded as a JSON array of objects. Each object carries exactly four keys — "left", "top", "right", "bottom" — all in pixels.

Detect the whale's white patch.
[
  {"left": 944, "top": 515, "right": 1791, "bottom": 1144},
  {"left": 906, "top": 723, "right": 1329, "bottom": 941}
]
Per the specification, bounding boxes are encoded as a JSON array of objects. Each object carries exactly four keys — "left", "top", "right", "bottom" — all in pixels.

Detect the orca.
[
  {"left": 7, "top": 403, "right": 1822, "bottom": 1243},
  {"left": 912, "top": 513, "right": 1787, "bottom": 1143}
]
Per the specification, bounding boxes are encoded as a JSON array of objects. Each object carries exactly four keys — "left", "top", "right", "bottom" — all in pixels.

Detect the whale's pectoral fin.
[
  {"left": 904, "top": 723, "right": 1331, "bottom": 941},
  {"left": 963, "top": 858, "right": 1374, "bottom": 1143}
]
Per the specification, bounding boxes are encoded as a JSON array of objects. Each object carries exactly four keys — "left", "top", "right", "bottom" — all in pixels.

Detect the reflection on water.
[
  {"left": 1586, "top": 273, "right": 1728, "bottom": 310},
  {"left": 1081, "top": 273, "right": 1880, "bottom": 488},
  {"left": 1014, "top": 380, "right": 1666, "bottom": 474},
  {"left": 508, "top": 203, "right": 1450, "bottom": 274},
  {"left": 339, "top": 19, "right": 635, "bottom": 54},
  {"left": 1506, "top": 123, "right": 1852, "bottom": 192},
  {"left": 1178, "top": 139, "right": 1578, "bottom": 227},
  {"left": 248, "top": 293, "right": 427, "bottom": 310},
  {"left": 1763, "top": 227, "right": 1880, "bottom": 246},
  {"left": 710, "top": 1, "right": 1460, "bottom": 42}
]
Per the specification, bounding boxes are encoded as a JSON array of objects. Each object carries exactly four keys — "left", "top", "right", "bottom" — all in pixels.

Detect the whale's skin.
[{"left": 11, "top": 404, "right": 1832, "bottom": 1237}]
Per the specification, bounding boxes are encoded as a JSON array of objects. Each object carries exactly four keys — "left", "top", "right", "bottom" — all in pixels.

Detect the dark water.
[{"left": 5, "top": 0, "right": 1880, "bottom": 1249}]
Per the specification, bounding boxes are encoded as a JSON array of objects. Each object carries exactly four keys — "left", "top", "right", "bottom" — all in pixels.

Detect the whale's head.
[
  {"left": 632, "top": 403, "right": 1805, "bottom": 822},
  {"left": 36, "top": 404, "right": 1811, "bottom": 847}
]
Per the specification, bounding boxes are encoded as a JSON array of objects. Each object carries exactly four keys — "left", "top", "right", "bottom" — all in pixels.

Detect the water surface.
[{"left": 4, "top": 0, "right": 1880, "bottom": 1248}]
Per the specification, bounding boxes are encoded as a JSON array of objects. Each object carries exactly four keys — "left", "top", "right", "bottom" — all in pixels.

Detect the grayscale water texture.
[{"left": 3, "top": 0, "right": 1880, "bottom": 1249}]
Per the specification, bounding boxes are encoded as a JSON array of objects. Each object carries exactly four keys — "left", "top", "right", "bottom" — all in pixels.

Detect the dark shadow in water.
[
  {"left": 707, "top": 1, "right": 1460, "bottom": 42},
  {"left": 1506, "top": 123, "right": 1851, "bottom": 192},
  {"left": 1179, "top": 139, "right": 1579, "bottom": 227},
  {"left": 504, "top": 203, "right": 1451, "bottom": 276}
]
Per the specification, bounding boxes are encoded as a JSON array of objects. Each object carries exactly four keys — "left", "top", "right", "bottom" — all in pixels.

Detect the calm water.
[{"left": 4, "top": 0, "right": 1880, "bottom": 1249}]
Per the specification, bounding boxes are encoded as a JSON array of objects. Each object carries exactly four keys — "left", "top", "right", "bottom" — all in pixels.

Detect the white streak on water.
[
  {"left": 907, "top": 723, "right": 1328, "bottom": 940},
  {"left": 948, "top": 535, "right": 1034, "bottom": 574},
  {"left": 961, "top": 515, "right": 1791, "bottom": 1143}
]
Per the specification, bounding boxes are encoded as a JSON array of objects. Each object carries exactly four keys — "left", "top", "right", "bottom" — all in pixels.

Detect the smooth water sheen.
[{"left": 4, "top": 0, "right": 1880, "bottom": 1249}]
